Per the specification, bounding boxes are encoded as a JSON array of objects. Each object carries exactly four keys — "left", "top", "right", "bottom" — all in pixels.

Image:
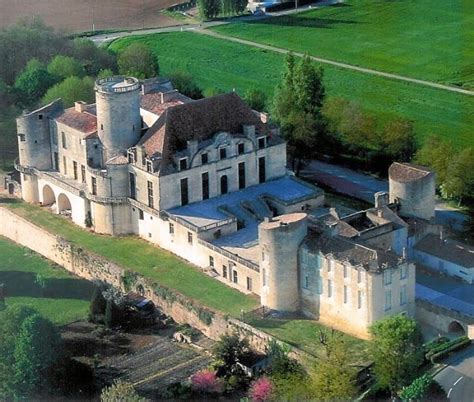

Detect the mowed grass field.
[
  {"left": 213, "top": 0, "right": 474, "bottom": 89},
  {"left": 108, "top": 32, "right": 474, "bottom": 148},
  {"left": 0, "top": 235, "right": 94, "bottom": 325}
]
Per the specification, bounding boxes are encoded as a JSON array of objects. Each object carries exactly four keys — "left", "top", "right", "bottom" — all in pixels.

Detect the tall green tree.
[
  {"left": 383, "top": 118, "right": 417, "bottom": 162},
  {"left": 101, "top": 379, "right": 146, "bottom": 402},
  {"left": 13, "top": 59, "right": 56, "bottom": 106},
  {"left": 47, "top": 55, "right": 86, "bottom": 81},
  {"left": 441, "top": 147, "right": 474, "bottom": 204},
  {"left": 369, "top": 314, "right": 424, "bottom": 395},
  {"left": 310, "top": 331, "right": 358, "bottom": 401},
  {"left": 169, "top": 71, "right": 203, "bottom": 99},
  {"left": 213, "top": 334, "right": 250, "bottom": 373},
  {"left": 244, "top": 87, "right": 267, "bottom": 111},
  {"left": 117, "top": 43, "right": 159, "bottom": 79},
  {"left": 234, "top": 0, "right": 249, "bottom": 14},
  {"left": 415, "top": 135, "right": 455, "bottom": 185},
  {"left": 198, "top": 0, "right": 222, "bottom": 19},
  {"left": 72, "top": 38, "right": 116, "bottom": 76},
  {"left": 42, "top": 76, "right": 95, "bottom": 107},
  {"left": 13, "top": 313, "right": 63, "bottom": 396}
]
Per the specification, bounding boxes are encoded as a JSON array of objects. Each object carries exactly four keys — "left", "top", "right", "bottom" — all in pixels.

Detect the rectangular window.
[
  {"left": 258, "top": 156, "right": 266, "bottom": 183},
  {"left": 147, "top": 180, "right": 154, "bottom": 208},
  {"left": 146, "top": 160, "right": 153, "bottom": 173},
  {"left": 63, "top": 156, "right": 67, "bottom": 174},
  {"left": 223, "top": 265, "right": 227, "bottom": 279},
  {"left": 304, "top": 276, "right": 309, "bottom": 289},
  {"left": 233, "top": 270, "right": 238, "bottom": 284},
  {"left": 61, "top": 132, "right": 67, "bottom": 149},
  {"left": 358, "top": 291, "right": 362, "bottom": 309},
  {"left": 344, "top": 286, "right": 348, "bottom": 304},
  {"left": 262, "top": 268, "right": 267, "bottom": 286},
  {"left": 343, "top": 265, "right": 348, "bottom": 279},
  {"left": 81, "top": 165, "right": 86, "bottom": 183},
  {"left": 91, "top": 177, "right": 97, "bottom": 195},
  {"left": 179, "top": 158, "right": 187, "bottom": 171},
  {"left": 238, "top": 143, "right": 245, "bottom": 155},
  {"left": 220, "top": 147, "right": 227, "bottom": 160},
  {"left": 400, "top": 265, "right": 408, "bottom": 280},
  {"left": 187, "top": 231, "right": 193, "bottom": 245},
  {"left": 358, "top": 270, "right": 363, "bottom": 284},
  {"left": 383, "top": 270, "right": 392, "bottom": 286},
  {"left": 73, "top": 161, "right": 78, "bottom": 180},
  {"left": 18, "top": 133, "right": 25, "bottom": 142},
  {"left": 169, "top": 222, "right": 174, "bottom": 234},
  {"left": 384, "top": 290, "right": 392, "bottom": 311},
  {"left": 181, "top": 178, "right": 189, "bottom": 206},
  {"left": 209, "top": 256, "right": 214, "bottom": 268},
  {"left": 328, "top": 279, "right": 332, "bottom": 298},
  {"left": 201, "top": 152, "right": 208, "bottom": 164},
  {"left": 139, "top": 209, "right": 144, "bottom": 220},
  {"left": 317, "top": 277, "right": 323, "bottom": 295},
  {"left": 202, "top": 172, "right": 209, "bottom": 200},
  {"left": 54, "top": 152, "right": 59, "bottom": 170},
  {"left": 328, "top": 259, "right": 334, "bottom": 272},
  {"left": 238, "top": 162, "right": 246, "bottom": 190},
  {"left": 247, "top": 277, "right": 252, "bottom": 291},
  {"left": 258, "top": 136, "right": 266, "bottom": 149},
  {"left": 400, "top": 285, "right": 407, "bottom": 306},
  {"left": 129, "top": 173, "right": 136, "bottom": 199}
]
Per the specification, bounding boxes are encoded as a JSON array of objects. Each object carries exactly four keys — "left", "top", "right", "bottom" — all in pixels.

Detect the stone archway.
[
  {"left": 42, "top": 185, "right": 55, "bottom": 207},
  {"left": 57, "top": 193, "right": 72, "bottom": 217},
  {"left": 448, "top": 321, "right": 465, "bottom": 336}
]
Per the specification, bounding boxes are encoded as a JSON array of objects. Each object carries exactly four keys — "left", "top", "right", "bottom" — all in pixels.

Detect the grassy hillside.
[
  {"left": 0, "top": 235, "right": 93, "bottom": 324},
  {"left": 213, "top": 0, "right": 474, "bottom": 89},
  {"left": 108, "top": 32, "right": 474, "bottom": 148}
]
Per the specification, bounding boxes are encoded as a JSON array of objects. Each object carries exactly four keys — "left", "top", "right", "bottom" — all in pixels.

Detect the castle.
[{"left": 16, "top": 76, "right": 447, "bottom": 338}]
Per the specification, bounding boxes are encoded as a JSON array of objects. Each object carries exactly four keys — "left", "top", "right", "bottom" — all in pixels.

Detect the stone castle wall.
[{"left": 0, "top": 206, "right": 306, "bottom": 358}]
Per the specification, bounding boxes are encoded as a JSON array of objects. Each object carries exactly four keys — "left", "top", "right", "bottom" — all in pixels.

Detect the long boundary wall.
[{"left": 0, "top": 206, "right": 306, "bottom": 360}]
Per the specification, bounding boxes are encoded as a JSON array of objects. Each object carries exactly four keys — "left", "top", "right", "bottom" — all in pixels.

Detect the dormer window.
[
  {"left": 201, "top": 152, "right": 208, "bottom": 165},
  {"left": 146, "top": 160, "right": 153, "bottom": 172},
  {"left": 219, "top": 147, "right": 227, "bottom": 160},
  {"left": 258, "top": 136, "right": 267, "bottom": 149},
  {"left": 127, "top": 150, "right": 135, "bottom": 163},
  {"left": 237, "top": 143, "right": 245, "bottom": 155},
  {"left": 179, "top": 158, "right": 188, "bottom": 171}
]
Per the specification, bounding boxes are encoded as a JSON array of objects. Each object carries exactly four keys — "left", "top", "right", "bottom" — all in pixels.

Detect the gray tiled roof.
[{"left": 414, "top": 234, "right": 474, "bottom": 268}]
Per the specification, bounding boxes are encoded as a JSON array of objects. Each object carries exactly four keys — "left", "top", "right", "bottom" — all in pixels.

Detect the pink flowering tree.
[
  {"left": 190, "top": 369, "right": 223, "bottom": 394},
  {"left": 249, "top": 377, "right": 273, "bottom": 402}
]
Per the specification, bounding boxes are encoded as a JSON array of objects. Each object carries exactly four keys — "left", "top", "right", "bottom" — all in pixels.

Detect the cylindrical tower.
[
  {"left": 258, "top": 213, "right": 308, "bottom": 312},
  {"left": 388, "top": 162, "right": 435, "bottom": 221},
  {"left": 95, "top": 76, "right": 141, "bottom": 161}
]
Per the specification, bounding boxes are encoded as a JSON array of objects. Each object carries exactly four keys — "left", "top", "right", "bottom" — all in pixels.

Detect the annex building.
[{"left": 16, "top": 76, "right": 455, "bottom": 338}]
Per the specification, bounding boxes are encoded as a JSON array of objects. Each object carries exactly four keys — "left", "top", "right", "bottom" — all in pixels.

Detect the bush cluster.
[{"left": 427, "top": 336, "right": 471, "bottom": 363}]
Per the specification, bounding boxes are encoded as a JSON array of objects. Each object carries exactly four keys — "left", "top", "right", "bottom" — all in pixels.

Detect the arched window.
[{"left": 220, "top": 175, "right": 228, "bottom": 195}]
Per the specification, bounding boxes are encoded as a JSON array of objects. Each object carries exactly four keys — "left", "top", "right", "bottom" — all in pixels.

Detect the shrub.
[
  {"left": 249, "top": 377, "right": 273, "bottom": 402},
  {"left": 100, "top": 379, "right": 145, "bottom": 402},
  {"left": 430, "top": 337, "right": 471, "bottom": 363},
  {"left": 425, "top": 336, "right": 469, "bottom": 360},
  {"left": 399, "top": 374, "right": 433, "bottom": 402},
  {"left": 190, "top": 370, "right": 223, "bottom": 394}
]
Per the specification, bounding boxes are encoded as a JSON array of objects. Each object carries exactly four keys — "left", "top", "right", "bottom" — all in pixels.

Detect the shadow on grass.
[
  {"left": 0, "top": 196, "right": 21, "bottom": 204},
  {"left": 0, "top": 271, "right": 95, "bottom": 300},
  {"left": 241, "top": 14, "right": 359, "bottom": 29}
]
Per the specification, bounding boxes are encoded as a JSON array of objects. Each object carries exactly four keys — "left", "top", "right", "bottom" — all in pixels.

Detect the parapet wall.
[{"left": 0, "top": 206, "right": 305, "bottom": 359}]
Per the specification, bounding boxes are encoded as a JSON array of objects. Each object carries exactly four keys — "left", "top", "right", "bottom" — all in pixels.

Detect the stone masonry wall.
[{"left": 0, "top": 206, "right": 300, "bottom": 358}]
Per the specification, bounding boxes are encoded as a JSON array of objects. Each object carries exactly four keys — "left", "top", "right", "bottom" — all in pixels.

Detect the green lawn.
[
  {"left": 213, "top": 0, "right": 474, "bottom": 88},
  {"left": 0, "top": 235, "right": 93, "bottom": 325},
  {"left": 1, "top": 197, "right": 259, "bottom": 317},
  {"left": 108, "top": 32, "right": 474, "bottom": 148}
]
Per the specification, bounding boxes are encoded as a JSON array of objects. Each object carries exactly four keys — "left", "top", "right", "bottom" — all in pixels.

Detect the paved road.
[
  {"left": 89, "top": 4, "right": 473, "bottom": 97},
  {"left": 435, "top": 344, "right": 474, "bottom": 402},
  {"left": 300, "top": 160, "right": 469, "bottom": 231}
]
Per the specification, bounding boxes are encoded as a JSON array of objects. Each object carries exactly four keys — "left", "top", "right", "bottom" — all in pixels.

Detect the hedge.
[
  {"left": 430, "top": 337, "right": 471, "bottom": 363},
  {"left": 425, "top": 336, "right": 469, "bottom": 360}
]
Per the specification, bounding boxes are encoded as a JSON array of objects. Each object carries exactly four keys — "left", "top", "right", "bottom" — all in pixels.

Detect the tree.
[
  {"left": 89, "top": 286, "right": 107, "bottom": 322},
  {"left": 441, "top": 147, "right": 474, "bottom": 204},
  {"left": 235, "top": 0, "right": 249, "bottom": 14},
  {"left": 203, "top": 86, "right": 226, "bottom": 97},
  {"left": 190, "top": 370, "right": 223, "bottom": 394},
  {"left": 310, "top": 331, "right": 358, "bottom": 401},
  {"left": 13, "top": 313, "right": 63, "bottom": 396},
  {"left": 249, "top": 377, "right": 273, "bottom": 402},
  {"left": 47, "top": 55, "right": 85, "bottom": 81},
  {"left": 415, "top": 135, "right": 455, "bottom": 185},
  {"left": 244, "top": 87, "right": 267, "bottom": 111},
  {"left": 42, "top": 76, "right": 95, "bottom": 107},
  {"left": 101, "top": 379, "right": 146, "bottom": 402},
  {"left": 13, "top": 59, "right": 56, "bottom": 106},
  {"left": 197, "top": 0, "right": 221, "bottom": 19},
  {"left": 267, "top": 340, "right": 304, "bottom": 377},
  {"left": 399, "top": 374, "right": 433, "bottom": 402},
  {"left": 369, "top": 314, "right": 424, "bottom": 395},
  {"left": 169, "top": 71, "right": 203, "bottom": 99},
  {"left": 213, "top": 333, "right": 250, "bottom": 372},
  {"left": 383, "top": 118, "right": 417, "bottom": 162},
  {"left": 97, "top": 68, "right": 115, "bottom": 80},
  {"left": 117, "top": 43, "right": 159, "bottom": 79},
  {"left": 71, "top": 38, "right": 116, "bottom": 76},
  {"left": 104, "top": 299, "right": 119, "bottom": 329}
]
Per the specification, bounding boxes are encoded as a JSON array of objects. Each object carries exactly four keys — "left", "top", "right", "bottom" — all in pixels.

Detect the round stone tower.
[
  {"left": 95, "top": 76, "right": 141, "bottom": 161},
  {"left": 259, "top": 213, "right": 308, "bottom": 312},
  {"left": 389, "top": 162, "right": 435, "bottom": 221}
]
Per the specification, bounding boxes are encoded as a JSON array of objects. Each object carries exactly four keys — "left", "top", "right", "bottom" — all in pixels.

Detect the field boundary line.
[{"left": 197, "top": 29, "right": 474, "bottom": 97}]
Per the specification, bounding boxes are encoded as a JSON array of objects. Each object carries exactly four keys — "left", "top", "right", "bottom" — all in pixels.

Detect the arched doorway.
[
  {"left": 42, "top": 185, "right": 55, "bottom": 206},
  {"left": 220, "top": 175, "right": 228, "bottom": 195},
  {"left": 448, "top": 321, "right": 465, "bottom": 336},
  {"left": 57, "top": 193, "right": 72, "bottom": 217}
]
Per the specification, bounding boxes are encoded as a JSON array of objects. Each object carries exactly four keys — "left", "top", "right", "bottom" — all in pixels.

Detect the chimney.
[
  {"left": 374, "top": 191, "right": 389, "bottom": 208},
  {"left": 74, "top": 101, "right": 87, "bottom": 113},
  {"left": 161, "top": 90, "right": 179, "bottom": 104},
  {"left": 136, "top": 145, "right": 145, "bottom": 166}
]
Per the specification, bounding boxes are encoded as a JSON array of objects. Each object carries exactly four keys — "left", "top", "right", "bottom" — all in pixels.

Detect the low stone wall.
[{"left": 0, "top": 206, "right": 298, "bottom": 358}]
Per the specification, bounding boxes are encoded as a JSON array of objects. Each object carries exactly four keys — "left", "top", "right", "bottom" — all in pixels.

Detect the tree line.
[{"left": 197, "top": 0, "right": 248, "bottom": 20}]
